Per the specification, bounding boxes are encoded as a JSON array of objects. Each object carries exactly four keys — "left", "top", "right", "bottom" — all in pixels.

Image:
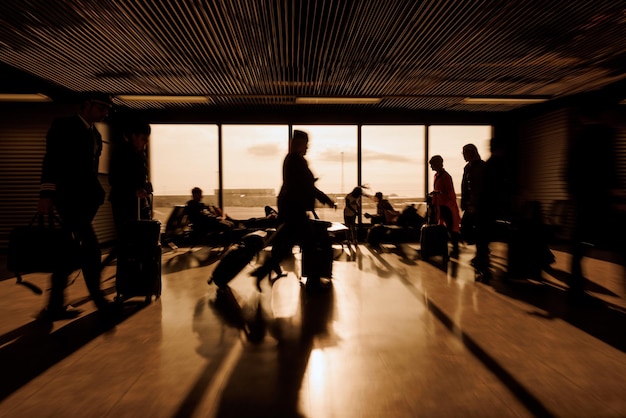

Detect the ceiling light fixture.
[
  {"left": 461, "top": 97, "right": 549, "bottom": 105},
  {"left": 295, "top": 97, "right": 381, "bottom": 104},
  {"left": 116, "top": 95, "right": 211, "bottom": 103},
  {"left": 0, "top": 93, "right": 52, "bottom": 102}
]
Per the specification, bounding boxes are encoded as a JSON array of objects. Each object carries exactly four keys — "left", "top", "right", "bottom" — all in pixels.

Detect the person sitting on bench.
[
  {"left": 186, "top": 187, "right": 234, "bottom": 245},
  {"left": 364, "top": 192, "right": 397, "bottom": 225}
]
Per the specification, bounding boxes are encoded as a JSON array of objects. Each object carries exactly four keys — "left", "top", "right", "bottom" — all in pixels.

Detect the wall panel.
[{"left": 0, "top": 103, "right": 115, "bottom": 250}]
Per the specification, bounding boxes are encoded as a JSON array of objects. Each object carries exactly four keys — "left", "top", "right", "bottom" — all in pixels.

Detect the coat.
[
  {"left": 40, "top": 114, "right": 105, "bottom": 220},
  {"left": 277, "top": 152, "right": 332, "bottom": 219}
]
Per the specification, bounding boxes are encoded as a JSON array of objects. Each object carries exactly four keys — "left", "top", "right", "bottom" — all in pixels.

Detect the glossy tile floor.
[{"left": 1, "top": 240, "right": 626, "bottom": 418}]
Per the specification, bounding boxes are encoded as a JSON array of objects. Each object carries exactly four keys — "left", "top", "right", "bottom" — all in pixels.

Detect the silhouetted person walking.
[
  {"left": 429, "top": 155, "right": 461, "bottom": 258},
  {"left": 109, "top": 121, "right": 152, "bottom": 232},
  {"left": 37, "top": 92, "right": 115, "bottom": 320},
  {"left": 460, "top": 143, "right": 485, "bottom": 247},
  {"left": 251, "top": 130, "right": 335, "bottom": 290},
  {"left": 566, "top": 102, "right": 625, "bottom": 306},
  {"left": 104, "top": 120, "right": 152, "bottom": 267},
  {"left": 474, "top": 137, "right": 514, "bottom": 277},
  {"left": 344, "top": 186, "right": 364, "bottom": 246}
]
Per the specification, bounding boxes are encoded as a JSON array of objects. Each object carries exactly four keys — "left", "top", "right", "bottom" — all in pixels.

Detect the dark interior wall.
[
  {"left": 0, "top": 102, "right": 116, "bottom": 250},
  {"left": 499, "top": 104, "right": 626, "bottom": 241},
  {"left": 516, "top": 108, "right": 571, "bottom": 204}
]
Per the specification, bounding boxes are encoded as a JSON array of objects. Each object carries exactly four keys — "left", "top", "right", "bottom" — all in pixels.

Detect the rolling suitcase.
[
  {"left": 210, "top": 230, "right": 269, "bottom": 288},
  {"left": 301, "top": 218, "right": 333, "bottom": 280},
  {"left": 115, "top": 198, "right": 162, "bottom": 303},
  {"left": 419, "top": 201, "right": 449, "bottom": 262}
]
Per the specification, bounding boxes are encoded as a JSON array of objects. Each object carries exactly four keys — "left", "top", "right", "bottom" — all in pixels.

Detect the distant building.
[{"left": 219, "top": 188, "right": 276, "bottom": 207}]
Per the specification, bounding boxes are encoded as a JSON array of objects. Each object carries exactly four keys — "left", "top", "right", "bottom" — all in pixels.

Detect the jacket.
[
  {"left": 277, "top": 152, "right": 332, "bottom": 217},
  {"left": 40, "top": 114, "right": 105, "bottom": 215}
]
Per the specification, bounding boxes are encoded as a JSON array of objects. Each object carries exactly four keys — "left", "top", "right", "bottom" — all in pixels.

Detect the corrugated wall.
[
  {"left": 0, "top": 103, "right": 115, "bottom": 251},
  {"left": 516, "top": 108, "right": 574, "bottom": 240},
  {"left": 518, "top": 108, "right": 571, "bottom": 203},
  {"left": 517, "top": 106, "right": 626, "bottom": 242}
]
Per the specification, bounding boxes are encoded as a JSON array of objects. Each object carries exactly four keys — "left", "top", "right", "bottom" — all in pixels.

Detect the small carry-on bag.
[
  {"left": 301, "top": 217, "right": 333, "bottom": 280},
  {"left": 419, "top": 224, "right": 449, "bottom": 261},
  {"left": 115, "top": 198, "right": 162, "bottom": 303},
  {"left": 7, "top": 212, "right": 80, "bottom": 294},
  {"left": 419, "top": 201, "right": 449, "bottom": 262}
]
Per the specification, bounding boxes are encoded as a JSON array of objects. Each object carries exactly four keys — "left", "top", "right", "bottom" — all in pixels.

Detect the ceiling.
[{"left": 1, "top": 0, "right": 625, "bottom": 121}]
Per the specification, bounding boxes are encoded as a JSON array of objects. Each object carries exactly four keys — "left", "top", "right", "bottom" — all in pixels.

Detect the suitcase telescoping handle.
[{"left": 138, "top": 193, "right": 153, "bottom": 221}]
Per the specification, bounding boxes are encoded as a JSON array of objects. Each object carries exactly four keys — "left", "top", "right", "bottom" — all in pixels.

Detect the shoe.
[
  {"left": 98, "top": 300, "right": 121, "bottom": 315},
  {"left": 251, "top": 264, "right": 272, "bottom": 291},
  {"left": 94, "top": 297, "right": 114, "bottom": 311},
  {"left": 268, "top": 268, "right": 287, "bottom": 286},
  {"left": 39, "top": 306, "right": 82, "bottom": 321}
]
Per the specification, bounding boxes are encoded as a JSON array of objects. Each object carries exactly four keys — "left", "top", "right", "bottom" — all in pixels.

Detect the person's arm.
[
  {"left": 38, "top": 119, "right": 67, "bottom": 213},
  {"left": 314, "top": 187, "right": 335, "bottom": 207},
  {"left": 460, "top": 167, "right": 469, "bottom": 211}
]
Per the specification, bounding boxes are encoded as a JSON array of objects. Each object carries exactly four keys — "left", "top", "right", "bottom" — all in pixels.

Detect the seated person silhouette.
[
  {"left": 186, "top": 187, "right": 233, "bottom": 246},
  {"left": 364, "top": 192, "right": 397, "bottom": 224},
  {"left": 238, "top": 206, "right": 279, "bottom": 230}
]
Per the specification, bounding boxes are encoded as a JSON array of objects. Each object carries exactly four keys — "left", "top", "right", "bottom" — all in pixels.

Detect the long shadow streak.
[
  {"left": 212, "top": 285, "right": 336, "bottom": 418},
  {"left": 0, "top": 302, "right": 147, "bottom": 402},
  {"left": 489, "top": 273, "right": 626, "bottom": 354}
]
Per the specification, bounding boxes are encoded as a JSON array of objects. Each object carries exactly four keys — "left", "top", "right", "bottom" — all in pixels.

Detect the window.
[
  {"left": 293, "top": 125, "right": 358, "bottom": 222},
  {"left": 148, "top": 123, "right": 493, "bottom": 226},
  {"left": 222, "top": 125, "right": 289, "bottom": 220},
  {"left": 427, "top": 126, "right": 492, "bottom": 195},
  {"left": 361, "top": 125, "right": 426, "bottom": 214},
  {"left": 149, "top": 124, "right": 218, "bottom": 221}
]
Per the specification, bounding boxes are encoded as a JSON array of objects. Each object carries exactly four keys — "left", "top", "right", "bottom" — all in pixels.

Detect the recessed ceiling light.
[
  {"left": 295, "top": 97, "right": 381, "bottom": 104},
  {"left": 461, "top": 97, "right": 549, "bottom": 104},
  {"left": 116, "top": 95, "right": 211, "bottom": 103},
  {"left": 0, "top": 93, "right": 52, "bottom": 102}
]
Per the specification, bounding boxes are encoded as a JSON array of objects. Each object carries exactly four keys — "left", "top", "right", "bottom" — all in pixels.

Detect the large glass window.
[
  {"left": 361, "top": 125, "right": 426, "bottom": 215},
  {"left": 293, "top": 125, "right": 358, "bottom": 222},
  {"left": 222, "top": 125, "right": 289, "bottom": 220},
  {"left": 148, "top": 123, "right": 492, "bottom": 226},
  {"left": 427, "top": 126, "right": 492, "bottom": 196},
  {"left": 149, "top": 124, "right": 218, "bottom": 222}
]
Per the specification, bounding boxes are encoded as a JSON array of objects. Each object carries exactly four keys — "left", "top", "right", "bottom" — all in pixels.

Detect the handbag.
[{"left": 7, "top": 212, "right": 81, "bottom": 276}]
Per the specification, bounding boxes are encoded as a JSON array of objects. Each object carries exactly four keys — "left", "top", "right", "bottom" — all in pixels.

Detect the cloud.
[
  {"left": 247, "top": 143, "right": 281, "bottom": 157},
  {"left": 362, "top": 149, "right": 413, "bottom": 163},
  {"left": 316, "top": 148, "right": 413, "bottom": 163}
]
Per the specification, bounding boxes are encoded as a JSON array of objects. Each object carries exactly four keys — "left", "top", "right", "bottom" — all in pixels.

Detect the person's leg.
[
  {"left": 251, "top": 219, "right": 296, "bottom": 287},
  {"left": 47, "top": 271, "right": 70, "bottom": 312},
  {"left": 569, "top": 240, "right": 585, "bottom": 291},
  {"left": 439, "top": 206, "right": 459, "bottom": 256},
  {"left": 74, "top": 220, "right": 110, "bottom": 309},
  {"left": 473, "top": 211, "right": 492, "bottom": 274},
  {"left": 344, "top": 214, "right": 357, "bottom": 245}
]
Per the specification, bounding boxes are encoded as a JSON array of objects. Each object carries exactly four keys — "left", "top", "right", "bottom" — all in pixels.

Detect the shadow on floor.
[
  {"left": 162, "top": 247, "right": 225, "bottom": 274},
  {"left": 0, "top": 300, "right": 150, "bottom": 402},
  {"left": 489, "top": 268, "right": 626, "bottom": 354},
  {"left": 178, "top": 282, "right": 336, "bottom": 418}
]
